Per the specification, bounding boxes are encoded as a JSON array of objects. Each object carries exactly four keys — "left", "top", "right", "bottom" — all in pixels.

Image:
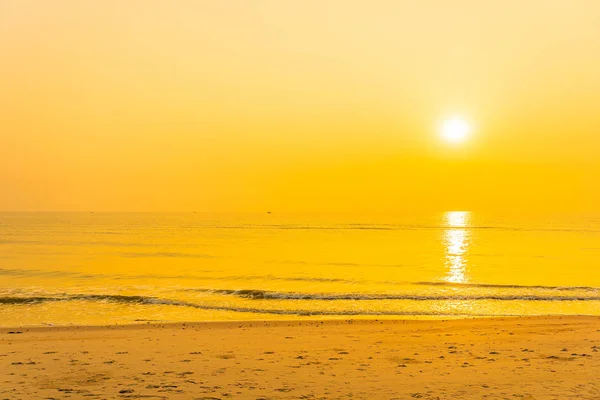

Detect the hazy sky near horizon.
[{"left": 1, "top": 1, "right": 599, "bottom": 212}]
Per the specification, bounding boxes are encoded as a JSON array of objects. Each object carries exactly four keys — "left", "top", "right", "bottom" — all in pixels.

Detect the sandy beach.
[{"left": 1, "top": 317, "right": 599, "bottom": 399}]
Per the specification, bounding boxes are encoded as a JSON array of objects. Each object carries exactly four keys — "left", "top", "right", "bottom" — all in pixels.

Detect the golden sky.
[{"left": 1, "top": 1, "right": 599, "bottom": 212}]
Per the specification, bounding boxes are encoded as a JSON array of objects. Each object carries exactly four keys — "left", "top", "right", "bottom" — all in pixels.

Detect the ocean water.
[{"left": 1, "top": 212, "right": 600, "bottom": 326}]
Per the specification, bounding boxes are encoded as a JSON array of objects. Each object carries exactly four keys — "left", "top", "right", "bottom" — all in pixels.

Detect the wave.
[
  {"left": 0, "top": 294, "right": 516, "bottom": 317},
  {"left": 413, "top": 282, "right": 600, "bottom": 291},
  {"left": 3, "top": 290, "right": 600, "bottom": 305},
  {"left": 0, "top": 294, "right": 157, "bottom": 305},
  {"left": 195, "top": 289, "right": 600, "bottom": 301},
  {"left": 4, "top": 265, "right": 599, "bottom": 295},
  {"left": 9, "top": 289, "right": 595, "bottom": 305},
  {"left": 1, "top": 291, "right": 599, "bottom": 317},
  {"left": 0, "top": 295, "right": 490, "bottom": 316}
]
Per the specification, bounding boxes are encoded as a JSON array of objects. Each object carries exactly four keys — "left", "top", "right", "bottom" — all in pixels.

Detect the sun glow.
[{"left": 441, "top": 117, "right": 471, "bottom": 144}]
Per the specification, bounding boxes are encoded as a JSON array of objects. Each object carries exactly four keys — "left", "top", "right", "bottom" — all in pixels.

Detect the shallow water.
[{"left": 1, "top": 212, "right": 599, "bottom": 326}]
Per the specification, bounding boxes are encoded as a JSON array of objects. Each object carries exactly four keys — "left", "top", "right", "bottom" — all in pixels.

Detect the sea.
[{"left": 1, "top": 212, "right": 599, "bottom": 326}]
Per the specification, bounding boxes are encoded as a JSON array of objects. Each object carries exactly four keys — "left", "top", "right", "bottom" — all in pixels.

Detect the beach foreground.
[{"left": 2, "top": 317, "right": 600, "bottom": 399}]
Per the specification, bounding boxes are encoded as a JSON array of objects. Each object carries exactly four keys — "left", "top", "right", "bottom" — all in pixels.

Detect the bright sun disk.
[{"left": 441, "top": 117, "right": 471, "bottom": 144}]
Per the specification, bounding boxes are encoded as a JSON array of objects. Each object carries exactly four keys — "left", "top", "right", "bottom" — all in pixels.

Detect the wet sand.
[{"left": 1, "top": 316, "right": 600, "bottom": 399}]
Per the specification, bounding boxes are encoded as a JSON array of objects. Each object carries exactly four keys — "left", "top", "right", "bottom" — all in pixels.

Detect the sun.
[{"left": 440, "top": 117, "right": 471, "bottom": 144}]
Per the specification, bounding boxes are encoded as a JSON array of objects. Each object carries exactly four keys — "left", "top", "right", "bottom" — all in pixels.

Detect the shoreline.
[
  {"left": 2, "top": 316, "right": 600, "bottom": 399},
  {"left": 3, "top": 314, "right": 599, "bottom": 331}
]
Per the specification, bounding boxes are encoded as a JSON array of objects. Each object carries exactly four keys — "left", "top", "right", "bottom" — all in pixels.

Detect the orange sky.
[{"left": 1, "top": 1, "right": 599, "bottom": 212}]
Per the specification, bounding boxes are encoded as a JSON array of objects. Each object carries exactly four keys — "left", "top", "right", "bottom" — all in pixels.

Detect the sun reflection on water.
[{"left": 443, "top": 211, "right": 471, "bottom": 283}]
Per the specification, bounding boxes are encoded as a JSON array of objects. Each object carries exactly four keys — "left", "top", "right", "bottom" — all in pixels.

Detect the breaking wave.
[
  {"left": 2, "top": 286, "right": 600, "bottom": 316},
  {"left": 0, "top": 294, "right": 516, "bottom": 316},
  {"left": 192, "top": 288, "right": 600, "bottom": 301}
]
